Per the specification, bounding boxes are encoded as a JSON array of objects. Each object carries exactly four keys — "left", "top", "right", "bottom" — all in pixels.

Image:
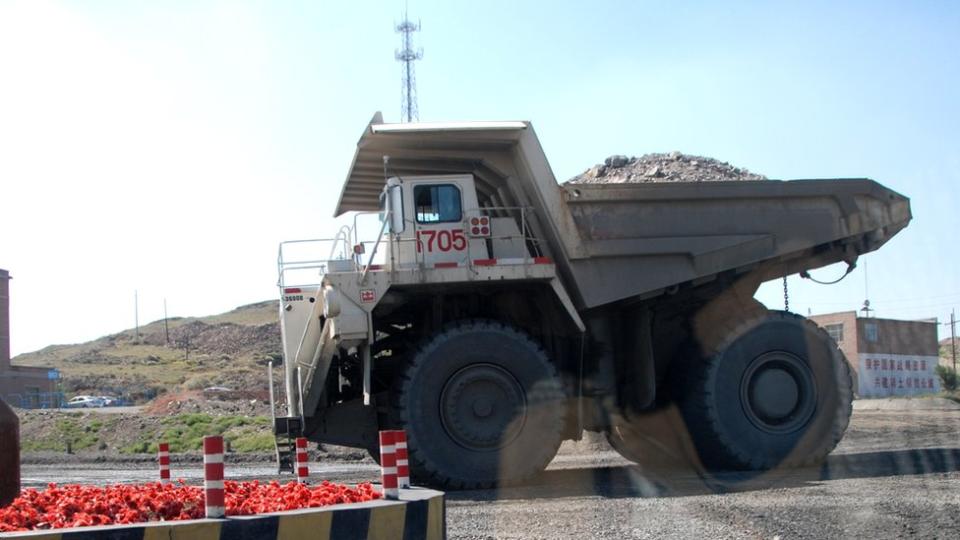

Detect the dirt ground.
[{"left": 18, "top": 406, "right": 960, "bottom": 539}]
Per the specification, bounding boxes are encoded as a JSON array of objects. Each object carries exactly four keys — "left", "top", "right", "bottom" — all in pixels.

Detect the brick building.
[
  {"left": 810, "top": 311, "right": 940, "bottom": 398},
  {"left": 0, "top": 269, "right": 60, "bottom": 407}
]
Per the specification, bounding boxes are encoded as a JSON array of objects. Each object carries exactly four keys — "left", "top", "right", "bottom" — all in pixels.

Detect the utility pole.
[
  {"left": 134, "top": 290, "right": 141, "bottom": 344},
  {"left": 860, "top": 261, "right": 873, "bottom": 318},
  {"left": 952, "top": 309, "right": 956, "bottom": 373},
  {"left": 163, "top": 298, "right": 169, "bottom": 346}
]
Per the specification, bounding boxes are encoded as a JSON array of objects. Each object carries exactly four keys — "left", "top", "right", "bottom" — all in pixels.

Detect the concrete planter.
[{"left": 1, "top": 487, "right": 444, "bottom": 540}]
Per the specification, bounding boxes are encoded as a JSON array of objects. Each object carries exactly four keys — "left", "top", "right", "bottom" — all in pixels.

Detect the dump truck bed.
[
  {"left": 562, "top": 178, "right": 911, "bottom": 308},
  {"left": 337, "top": 113, "right": 911, "bottom": 310}
]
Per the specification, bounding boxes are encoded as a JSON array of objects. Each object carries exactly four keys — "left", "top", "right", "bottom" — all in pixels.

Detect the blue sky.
[{"left": 1, "top": 0, "right": 958, "bottom": 355}]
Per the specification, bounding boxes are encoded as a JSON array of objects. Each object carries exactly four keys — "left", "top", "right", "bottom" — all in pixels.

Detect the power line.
[
  {"left": 798, "top": 296, "right": 960, "bottom": 310},
  {"left": 853, "top": 291, "right": 960, "bottom": 304}
]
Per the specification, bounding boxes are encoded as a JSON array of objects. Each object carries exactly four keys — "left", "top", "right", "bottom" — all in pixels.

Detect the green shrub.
[
  {"left": 936, "top": 365, "right": 958, "bottom": 392},
  {"left": 176, "top": 413, "right": 213, "bottom": 427},
  {"left": 228, "top": 432, "right": 275, "bottom": 453},
  {"left": 22, "top": 412, "right": 274, "bottom": 455},
  {"left": 122, "top": 441, "right": 149, "bottom": 454},
  {"left": 119, "top": 414, "right": 273, "bottom": 454},
  {"left": 49, "top": 418, "right": 101, "bottom": 451}
]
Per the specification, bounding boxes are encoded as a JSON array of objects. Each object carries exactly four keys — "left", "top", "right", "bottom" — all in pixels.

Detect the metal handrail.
[
  {"left": 359, "top": 210, "right": 393, "bottom": 284},
  {"left": 277, "top": 236, "right": 355, "bottom": 289},
  {"left": 352, "top": 211, "right": 384, "bottom": 249},
  {"left": 277, "top": 204, "right": 543, "bottom": 287},
  {"left": 329, "top": 225, "right": 353, "bottom": 261}
]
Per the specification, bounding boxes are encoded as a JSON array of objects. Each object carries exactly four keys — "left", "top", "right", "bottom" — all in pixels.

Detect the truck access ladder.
[
  {"left": 268, "top": 361, "right": 303, "bottom": 474},
  {"left": 273, "top": 416, "right": 303, "bottom": 474}
]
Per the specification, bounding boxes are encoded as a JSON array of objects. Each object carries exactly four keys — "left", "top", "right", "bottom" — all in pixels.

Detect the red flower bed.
[{"left": 0, "top": 480, "right": 380, "bottom": 532}]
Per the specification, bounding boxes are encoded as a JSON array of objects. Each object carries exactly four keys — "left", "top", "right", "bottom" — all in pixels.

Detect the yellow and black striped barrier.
[{"left": 1, "top": 488, "right": 444, "bottom": 540}]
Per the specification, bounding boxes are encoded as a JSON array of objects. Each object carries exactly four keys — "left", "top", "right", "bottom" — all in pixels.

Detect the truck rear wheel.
[
  {"left": 681, "top": 311, "right": 852, "bottom": 471},
  {"left": 394, "top": 320, "right": 565, "bottom": 489}
]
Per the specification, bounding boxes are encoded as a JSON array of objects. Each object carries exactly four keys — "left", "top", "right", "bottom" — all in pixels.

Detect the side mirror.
[{"left": 386, "top": 178, "right": 405, "bottom": 234}]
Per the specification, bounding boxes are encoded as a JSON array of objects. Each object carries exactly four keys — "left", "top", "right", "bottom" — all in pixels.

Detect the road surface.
[{"left": 20, "top": 405, "right": 960, "bottom": 539}]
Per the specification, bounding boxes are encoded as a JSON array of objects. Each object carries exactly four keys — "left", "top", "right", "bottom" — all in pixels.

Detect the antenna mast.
[{"left": 395, "top": 7, "right": 423, "bottom": 122}]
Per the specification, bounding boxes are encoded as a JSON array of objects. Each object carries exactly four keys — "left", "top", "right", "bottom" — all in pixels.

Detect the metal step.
[
  {"left": 268, "top": 361, "right": 306, "bottom": 474},
  {"left": 273, "top": 416, "right": 303, "bottom": 474}
]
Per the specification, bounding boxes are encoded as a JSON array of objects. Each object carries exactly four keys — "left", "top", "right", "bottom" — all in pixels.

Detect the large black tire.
[
  {"left": 395, "top": 320, "right": 566, "bottom": 489},
  {"left": 680, "top": 311, "right": 853, "bottom": 471}
]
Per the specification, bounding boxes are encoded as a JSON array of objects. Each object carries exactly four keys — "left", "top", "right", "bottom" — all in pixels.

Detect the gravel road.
[
  {"left": 446, "top": 407, "right": 960, "bottom": 539},
  {"left": 20, "top": 407, "right": 960, "bottom": 539}
]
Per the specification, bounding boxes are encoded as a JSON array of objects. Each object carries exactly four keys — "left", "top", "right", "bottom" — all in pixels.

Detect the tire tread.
[
  {"left": 681, "top": 310, "right": 853, "bottom": 470},
  {"left": 394, "top": 319, "right": 565, "bottom": 488}
]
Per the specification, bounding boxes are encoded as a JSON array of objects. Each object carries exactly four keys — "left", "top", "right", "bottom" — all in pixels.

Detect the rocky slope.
[{"left": 12, "top": 301, "right": 282, "bottom": 402}]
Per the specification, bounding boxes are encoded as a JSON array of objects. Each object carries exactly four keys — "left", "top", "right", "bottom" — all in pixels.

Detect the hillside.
[{"left": 13, "top": 301, "right": 282, "bottom": 402}]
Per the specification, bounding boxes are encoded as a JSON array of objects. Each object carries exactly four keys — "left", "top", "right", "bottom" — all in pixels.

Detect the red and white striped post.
[
  {"left": 157, "top": 442, "right": 171, "bottom": 484},
  {"left": 378, "top": 430, "right": 398, "bottom": 500},
  {"left": 203, "top": 436, "right": 225, "bottom": 518},
  {"left": 393, "top": 430, "right": 410, "bottom": 489},
  {"left": 295, "top": 437, "right": 309, "bottom": 483}
]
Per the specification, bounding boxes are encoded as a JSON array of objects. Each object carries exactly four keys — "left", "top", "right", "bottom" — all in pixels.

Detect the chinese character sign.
[{"left": 858, "top": 353, "right": 941, "bottom": 397}]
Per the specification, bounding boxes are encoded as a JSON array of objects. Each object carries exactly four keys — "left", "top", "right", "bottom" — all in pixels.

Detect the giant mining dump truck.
[{"left": 271, "top": 113, "right": 911, "bottom": 488}]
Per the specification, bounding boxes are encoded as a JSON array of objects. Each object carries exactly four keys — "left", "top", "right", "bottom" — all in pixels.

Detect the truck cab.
[
  {"left": 385, "top": 174, "right": 484, "bottom": 268},
  {"left": 379, "top": 173, "right": 537, "bottom": 270}
]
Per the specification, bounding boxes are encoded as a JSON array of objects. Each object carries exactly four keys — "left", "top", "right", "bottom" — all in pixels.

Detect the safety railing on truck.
[
  {"left": 464, "top": 205, "right": 544, "bottom": 264},
  {"left": 277, "top": 206, "right": 546, "bottom": 289},
  {"left": 276, "top": 212, "right": 388, "bottom": 289}
]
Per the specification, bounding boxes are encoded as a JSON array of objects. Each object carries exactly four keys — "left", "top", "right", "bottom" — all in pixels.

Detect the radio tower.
[{"left": 395, "top": 8, "right": 422, "bottom": 122}]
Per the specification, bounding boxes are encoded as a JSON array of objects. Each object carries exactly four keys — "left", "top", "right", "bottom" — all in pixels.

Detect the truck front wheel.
[
  {"left": 681, "top": 311, "right": 853, "bottom": 471},
  {"left": 394, "top": 320, "right": 566, "bottom": 488}
]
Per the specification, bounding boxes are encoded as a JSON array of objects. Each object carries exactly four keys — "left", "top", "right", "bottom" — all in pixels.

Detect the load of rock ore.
[{"left": 566, "top": 152, "right": 766, "bottom": 184}]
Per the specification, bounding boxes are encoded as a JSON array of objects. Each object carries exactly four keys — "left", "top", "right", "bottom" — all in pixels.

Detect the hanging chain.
[{"left": 783, "top": 275, "right": 790, "bottom": 312}]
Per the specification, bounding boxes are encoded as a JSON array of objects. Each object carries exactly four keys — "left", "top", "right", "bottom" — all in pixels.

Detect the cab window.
[{"left": 414, "top": 184, "right": 462, "bottom": 223}]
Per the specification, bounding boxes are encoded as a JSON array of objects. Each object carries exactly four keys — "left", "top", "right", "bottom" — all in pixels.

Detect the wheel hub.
[
  {"left": 440, "top": 364, "right": 526, "bottom": 451},
  {"left": 472, "top": 398, "right": 494, "bottom": 417},
  {"left": 740, "top": 351, "right": 817, "bottom": 434}
]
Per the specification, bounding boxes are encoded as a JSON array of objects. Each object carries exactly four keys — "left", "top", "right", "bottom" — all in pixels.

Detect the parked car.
[
  {"left": 98, "top": 395, "right": 121, "bottom": 407},
  {"left": 65, "top": 395, "right": 105, "bottom": 408},
  {"left": 203, "top": 386, "right": 242, "bottom": 400}
]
